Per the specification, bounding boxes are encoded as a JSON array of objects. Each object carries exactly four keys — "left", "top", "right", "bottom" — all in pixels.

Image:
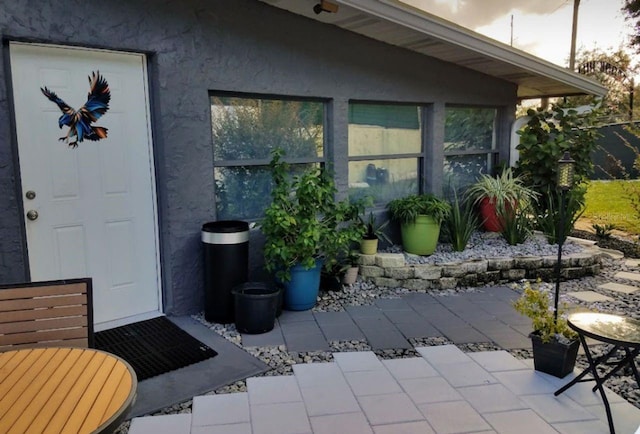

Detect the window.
[
  {"left": 211, "top": 94, "right": 324, "bottom": 220},
  {"left": 443, "top": 106, "right": 498, "bottom": 192},
  {"left": 348, "top": 102, "right": 422, "bottom": 204}
]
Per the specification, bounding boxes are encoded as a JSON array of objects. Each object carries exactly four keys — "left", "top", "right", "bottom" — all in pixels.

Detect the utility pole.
[
  {"left": 510, "top": 14, "right": 513, "bottom": 47},
  {"left": 569, "top": 0, "right": 580, "bottom": 71}
]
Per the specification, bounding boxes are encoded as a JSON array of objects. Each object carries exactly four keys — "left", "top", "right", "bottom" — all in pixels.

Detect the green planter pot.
[
  {"left": 360, "top": 238, "right": 378, "bottom": 255},
  {"left": 401, "top": 215, "right": 440, "bottom": 256}
]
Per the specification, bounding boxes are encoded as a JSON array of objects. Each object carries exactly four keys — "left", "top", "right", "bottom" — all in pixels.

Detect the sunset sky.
[{"left": 402, "top": 0, "right": 637, "bottom": 71}]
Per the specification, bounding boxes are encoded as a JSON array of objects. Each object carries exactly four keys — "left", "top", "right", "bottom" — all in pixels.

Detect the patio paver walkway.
[
  {"left": 242, "top": 286, "right": 532, "bottom": 352},
  {"left": 129, "top": 345, "right": 640, "bottom": 434}
]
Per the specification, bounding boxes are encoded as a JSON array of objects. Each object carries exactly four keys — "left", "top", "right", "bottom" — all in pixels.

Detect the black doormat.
[{"left": 95, "top": 316, "right": 218, "bottom": 381}]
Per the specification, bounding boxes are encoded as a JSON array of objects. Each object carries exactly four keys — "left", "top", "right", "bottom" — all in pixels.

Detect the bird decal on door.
[{"left": 40, "top": 71, "right": 111, "bottom": 148}]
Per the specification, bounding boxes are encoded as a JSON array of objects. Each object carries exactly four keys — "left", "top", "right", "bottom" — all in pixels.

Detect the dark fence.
[{"left": 592, "top": 122, "right": 640, "bottom": 180}]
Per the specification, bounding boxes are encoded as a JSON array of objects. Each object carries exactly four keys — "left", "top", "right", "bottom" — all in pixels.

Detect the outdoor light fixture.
[
  {"left": 557, "top": 151, "right": 576, "bottom": 191},
  {"left": 314, "top": 0, "right": 339, "bottom": 14},
  {"left": 554, "top": 151, "right": 576, "bottom": 323}
]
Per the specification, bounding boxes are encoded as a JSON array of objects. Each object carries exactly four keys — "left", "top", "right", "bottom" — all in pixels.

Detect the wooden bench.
[{"left": 0, "top": 278, "right": 94, "bottom": 351}]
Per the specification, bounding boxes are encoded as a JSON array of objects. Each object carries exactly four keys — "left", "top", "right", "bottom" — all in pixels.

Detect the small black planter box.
[
  {"left": 530, "top": 333, "right": 580, "bottom": 378},
  {"left": 232, "top": 282, "right": 281, "bottom": 334}
]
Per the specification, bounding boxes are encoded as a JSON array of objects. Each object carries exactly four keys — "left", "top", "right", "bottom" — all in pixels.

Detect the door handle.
[{"left": 26, "top": 210, "right": 39, "bottom": 221}]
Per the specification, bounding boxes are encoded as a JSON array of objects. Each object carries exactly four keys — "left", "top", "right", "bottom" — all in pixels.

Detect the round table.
[
  {"left": 554, "top": 312, "right": 640, "bottom": 434},
  {"left": 0, "top": 347, "right": 137, "bottom": 434}
]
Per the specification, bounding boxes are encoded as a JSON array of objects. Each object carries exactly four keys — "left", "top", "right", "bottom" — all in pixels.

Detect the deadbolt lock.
[{"left": 25, "top": 191, "right": 36, "bottom": 200}]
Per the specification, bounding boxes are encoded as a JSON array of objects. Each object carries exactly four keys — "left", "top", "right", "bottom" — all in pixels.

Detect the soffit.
[{"left": 258, "top": 0, "right": 607, "bottom": 99}]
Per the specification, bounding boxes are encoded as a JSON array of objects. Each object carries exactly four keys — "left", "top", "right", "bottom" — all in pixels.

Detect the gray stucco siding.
[{"left": 0, "top": 0, "right": 517, "bottom": 316}]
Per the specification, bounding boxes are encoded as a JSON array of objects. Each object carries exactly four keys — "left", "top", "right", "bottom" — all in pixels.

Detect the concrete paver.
[
  {"left": 598, "top": 281, "right": 639, "bottom": 294},
  {"left": 128, "top": 414, "right": 192, "bottom": 434},
  {"left": 130, "top": 346, "right": 640, "bottom": 434},
  {"left": 418, "top": 400, "right": 492, "bottom": 433},
  {"left": 130, "top": 279, "right": 640, "bottom": 433},
  {"left": 614, "top": 271, "right": 640, "bottom": 282},
  {"left": 364, "top": 329, "right": 413, "bottom": 350},
  {"left": 567, "top": 291, "right": 615, "bottom": 302}
]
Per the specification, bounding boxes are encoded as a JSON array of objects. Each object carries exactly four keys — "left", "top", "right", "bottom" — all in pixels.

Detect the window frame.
[
  {"left": 443, "top": 104, "right": 501, "bottom": 183},
  {"left": 210, "top": 91, "right": 328, "bottom": 220},
  {"left": 347, "top": 100, "right": 426, "bottom": 204}
]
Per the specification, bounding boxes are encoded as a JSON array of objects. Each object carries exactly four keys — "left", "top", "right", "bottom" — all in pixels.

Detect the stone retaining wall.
[{"left": 358, "top": 248, "right": 604, "bottom": 290}]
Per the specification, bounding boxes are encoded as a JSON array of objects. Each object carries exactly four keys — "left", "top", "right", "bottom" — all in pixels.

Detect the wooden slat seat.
[
  {"left": 0, "top": 278, "right": 94, "bottom": 351},
  {"left": 0, "top": 347, "right": 137, "bottom": 434}
]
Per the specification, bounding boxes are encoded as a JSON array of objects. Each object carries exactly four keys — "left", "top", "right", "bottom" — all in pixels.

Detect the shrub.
[
  {"left": 516, "top": 104, "right": 601, "bottom": 209},
  {"left": 442, "top": 191, "right": 479, "bottom": 252},
  {"left": 512, "top": 280, "right": 578, "bottom": 344},
  {"left": 533, "top": 187, "right": 585, "bottom": 245},
  {"left": 387, "top": 194, "right": 450, "bottom": 225},
  {"left": 497, "top": 202, "right": 534, "bottom": 245}
]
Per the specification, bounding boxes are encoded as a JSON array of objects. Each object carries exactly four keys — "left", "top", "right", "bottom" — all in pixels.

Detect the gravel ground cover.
[{"left": 116, "top": 232, "right": 640, "bottom": 432}]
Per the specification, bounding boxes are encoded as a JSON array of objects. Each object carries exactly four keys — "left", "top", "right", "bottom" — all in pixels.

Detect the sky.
[{"left": 401, "top": 0, "right": 637, "bottom": 72}]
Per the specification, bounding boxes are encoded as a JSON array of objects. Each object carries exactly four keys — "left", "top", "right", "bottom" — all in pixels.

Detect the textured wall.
[{"left": 0, "top": 0, "right": 517, "bottom": 315}]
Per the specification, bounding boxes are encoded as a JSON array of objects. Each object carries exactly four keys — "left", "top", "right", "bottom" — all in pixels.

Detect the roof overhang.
[{"left": 258, "top": 0, "right": 607, "bottom": 100}]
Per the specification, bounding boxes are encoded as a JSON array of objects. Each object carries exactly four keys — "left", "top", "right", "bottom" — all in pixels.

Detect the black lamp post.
[{"left": 554, "top": 152, "right": 576, "bottom": 324}]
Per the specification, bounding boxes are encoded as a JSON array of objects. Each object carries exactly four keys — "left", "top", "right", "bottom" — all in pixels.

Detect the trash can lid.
[{"left": 202, "top": 220, "right": 249, "bottom": 233}]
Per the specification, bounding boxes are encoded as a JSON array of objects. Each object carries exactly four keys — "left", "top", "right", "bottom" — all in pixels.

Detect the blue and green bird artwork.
[{"left": 41, "top": 71, "right": 111, "bottom": 148}]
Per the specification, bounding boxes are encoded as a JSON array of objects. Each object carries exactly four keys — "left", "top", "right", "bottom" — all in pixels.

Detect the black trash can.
[
  {"left": 202, "top": 220, "right": 249, "bottom": 323},
  {"left": 232, "top": 282, "right": 281, "bottom": 334}
]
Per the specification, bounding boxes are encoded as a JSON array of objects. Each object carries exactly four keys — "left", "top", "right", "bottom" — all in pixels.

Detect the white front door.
[{"left": 10, "top": 42, "right": 161, "bottom": 329}]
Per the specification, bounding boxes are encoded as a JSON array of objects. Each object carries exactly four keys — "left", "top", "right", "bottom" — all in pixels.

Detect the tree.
[
  {"left": 567, "top": 47, "right": 636, "bottom": 123},
  {"left": 623, "top": 0, "right": 640, "bottom": 52}
]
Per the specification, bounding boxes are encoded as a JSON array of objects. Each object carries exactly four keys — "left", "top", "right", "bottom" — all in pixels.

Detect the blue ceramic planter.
[{"left": 283, "top": 260, "right": 322, "bottom": 311}]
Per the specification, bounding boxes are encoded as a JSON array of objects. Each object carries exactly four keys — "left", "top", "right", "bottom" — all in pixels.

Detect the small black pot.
[
  {"left": 530, "top": 332, "right": 580, "bottom": 378},
  {"left": 232, "top": 282, "right": 281, "bottom": 334},
  {"left": 320, "top": 272, "right": 343, "bottom": 291}
]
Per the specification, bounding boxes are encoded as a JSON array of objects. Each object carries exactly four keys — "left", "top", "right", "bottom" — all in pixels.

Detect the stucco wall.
[{"left": 0, "top": 0, "right": 517, "bottom": 315}]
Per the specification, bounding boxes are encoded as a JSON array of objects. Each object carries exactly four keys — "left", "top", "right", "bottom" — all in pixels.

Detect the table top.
[
  {"left": 0, "top": 347, "right": 137, "bottom": 434},
  {"left": 568, "top": 312, "right": 640, "bottom": 347}
]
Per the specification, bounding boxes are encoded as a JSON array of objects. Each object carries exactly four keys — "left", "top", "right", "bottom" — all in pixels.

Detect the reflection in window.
[
  {"left": 348, "top": 103, "right": 422, "bottom": 204},
  {"left": 444, "top": 106, "right": 498, "bottom": 192},
  {"left": 211, "top": 94, "right": 324, "bottom": 220}
]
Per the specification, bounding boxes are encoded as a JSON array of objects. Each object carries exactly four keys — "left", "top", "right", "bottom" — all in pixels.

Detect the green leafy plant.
[
  {"left": 533, "top": 188, "right": 585, "bottom": 245},
  {"left": 465, "top": 167, "right": 537, "bottom": 209},
  {"left": 515, "top": 103, "right": 601, "bottom": 210},
  {"left": 593, "top": 223, "right": 616, "bottom": 239},
  {"left": 442, "top": 191, "right": 479, "bottom": 252},
  {"left": 360, "top": 212, "right": 392, "bottom": 244},
  {"left": 497, "top": 202, "right": 534, "bottom": 245},
  {"left": 512, "top": 280, "right": 578, "bottom": 344},
  {"left": 261, "top": 149, "right": 364, "bottom": 282},
  {"left": 387, "top": 194, "right": 451, "bottom": 225}
]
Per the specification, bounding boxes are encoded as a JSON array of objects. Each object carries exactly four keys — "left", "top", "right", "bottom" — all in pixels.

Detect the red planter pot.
[{"left": 478, "top": 198, "right": 515, "bottom": 232}]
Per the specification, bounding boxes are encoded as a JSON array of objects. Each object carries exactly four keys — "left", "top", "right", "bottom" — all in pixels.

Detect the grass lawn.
[{"left": 582, "top": 180, "right": 640, "bottom": 235}]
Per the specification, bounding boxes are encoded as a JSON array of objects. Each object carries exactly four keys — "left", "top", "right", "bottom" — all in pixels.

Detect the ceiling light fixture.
[{"left": 313, "top": 0, "right": 339, "bottom": 14}]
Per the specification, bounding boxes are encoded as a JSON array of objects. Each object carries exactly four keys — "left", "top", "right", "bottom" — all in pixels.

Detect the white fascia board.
[{"left": 338, "top": 0, "right": 607, "bottom": 97}]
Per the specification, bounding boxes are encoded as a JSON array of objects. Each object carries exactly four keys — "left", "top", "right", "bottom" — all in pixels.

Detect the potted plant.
[
  {"left": 359, "top": 212, "right": 391, "bottom": 255},
  {"left": 513, "top": 280, "right": 579, "bottom": 378},
  {"left": 261, "top": 149, "right": 364, "bottom": 310},
  {"left": 466, "top": 167, "right": 537, "bottom": 232},
  {"left": 342, "top": 251, "right": 360, "bottom": 284},
  {"left": 387, "top": 194, "right": 450, "bottom": 256}
]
